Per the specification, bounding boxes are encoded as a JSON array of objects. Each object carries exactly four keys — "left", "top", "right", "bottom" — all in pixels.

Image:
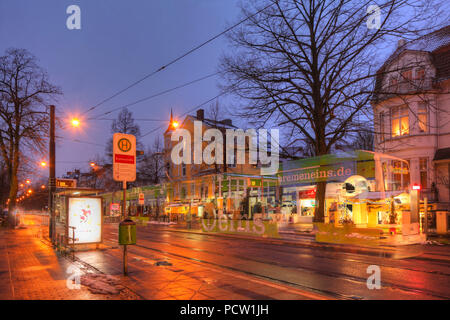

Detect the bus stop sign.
[{"left": 113, "top": 133, "right": 136, "bottom": 182}]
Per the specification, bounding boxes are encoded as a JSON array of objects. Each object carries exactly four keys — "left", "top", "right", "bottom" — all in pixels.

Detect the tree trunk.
[
  {"left": 314, "top": 181, "right": 327, "bottom": 223},
  {"left": 7, "top": 147, "right": 19, "bottom": 222}
]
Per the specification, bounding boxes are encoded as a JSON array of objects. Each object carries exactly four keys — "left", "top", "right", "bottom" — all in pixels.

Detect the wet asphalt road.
[{"left": 101, "top": 223, "right": 450, "bottom": 300}]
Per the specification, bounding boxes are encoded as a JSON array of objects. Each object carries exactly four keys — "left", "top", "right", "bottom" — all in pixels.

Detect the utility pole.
[{"left": 48, "top": 105, "right": 56, "bottom": 242}]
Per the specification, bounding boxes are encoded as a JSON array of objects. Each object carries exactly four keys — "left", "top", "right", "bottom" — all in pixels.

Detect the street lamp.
[
  {"left": 40, "top": 161, "right": 47, "bottom": 167},
  {"left": 26, "top": 179, "right": 31, "bottom": 184},
  {"left": 71, "top": 118, "right": 80, "bottom": 127},
  {"left": 171, "top": 120, "right": 179, "bottom": 129},
  {"left": 90, "top": 161, "right": 96, "bottom": 167}
]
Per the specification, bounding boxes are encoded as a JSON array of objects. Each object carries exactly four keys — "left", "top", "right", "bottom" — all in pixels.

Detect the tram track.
[
  {"left": 128, "top": 226, "right": 450, "bottom": 277},
  {"left": 102, "top": 229, "right": 449, "bottom": 300}
]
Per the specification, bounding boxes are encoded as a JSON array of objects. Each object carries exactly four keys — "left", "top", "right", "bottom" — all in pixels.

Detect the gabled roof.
[
  {"left": 379, "top": 25, "right": 450, "bottom": 73},
  {"left": 373, "top": 25, "right": 450, "bottom": 102},
  {"left": 185, "top": 114, "right": 237, "bottom": 130}
]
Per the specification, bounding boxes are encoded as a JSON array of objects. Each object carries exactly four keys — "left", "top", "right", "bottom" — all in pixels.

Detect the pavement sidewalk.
[
  {"left": 0, "top": 226, "right": 139, "bottom": 300},
  {"left": 0, "top": 223, "right": 330, "bottom": 300}
]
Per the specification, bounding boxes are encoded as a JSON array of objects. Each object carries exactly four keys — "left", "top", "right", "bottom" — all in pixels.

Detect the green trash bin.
[{"left": 119, "top": 218, "right": 136, "bottom": 245}]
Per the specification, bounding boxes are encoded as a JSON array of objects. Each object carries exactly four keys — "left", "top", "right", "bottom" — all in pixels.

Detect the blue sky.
[{"left": 0, "top": 0, "right": 241, "bottom": 176}]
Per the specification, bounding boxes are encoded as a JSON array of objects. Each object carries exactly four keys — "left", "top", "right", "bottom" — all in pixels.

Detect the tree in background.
[
  {"left": 106, "top": 107, "right": 143, "bottom": 158},
  {"left": 138, "top": 137, "right": 164, "bottom": 185},
  {"left": 220, "top": 0, "right": 446, "bottom": 222},
  {"left": 0, "top": 48, "right": 61, "bottom": 215}
]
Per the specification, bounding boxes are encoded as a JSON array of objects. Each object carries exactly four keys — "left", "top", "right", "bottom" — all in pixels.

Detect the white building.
[{"left": 372, "top": 25, "right": 450, "bottom": 209}]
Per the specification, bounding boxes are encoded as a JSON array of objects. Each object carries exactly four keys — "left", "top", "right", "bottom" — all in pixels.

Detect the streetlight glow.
[
  {"left": 171, "top": 120, "right": 179, "bottom": 128},
  {"left": 40, "top": 161, "right": 47, "bottom": 167},
  {"left": 71, "top": 118, "right": 80, "bottom": 127}
]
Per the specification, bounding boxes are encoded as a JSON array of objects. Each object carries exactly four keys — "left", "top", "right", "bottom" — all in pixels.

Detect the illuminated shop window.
[
  {"left": 391, "top": 105, "right": 409, "bottom": 137},
  {"left": 391, "top": 160, "right": 410, "bottom": 191}
]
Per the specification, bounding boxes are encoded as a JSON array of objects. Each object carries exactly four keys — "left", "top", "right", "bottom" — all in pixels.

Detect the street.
[
  {"left": 99, "top": 222, "right": 450, "bottom": 300},
  {"left": 2, "top": 213, "right": 449, "bottom": 300}
]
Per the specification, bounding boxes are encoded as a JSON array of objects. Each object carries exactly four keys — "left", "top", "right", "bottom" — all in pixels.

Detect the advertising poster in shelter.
[{"left": 68, "top": 197, "right": 102, "bottom": 244}]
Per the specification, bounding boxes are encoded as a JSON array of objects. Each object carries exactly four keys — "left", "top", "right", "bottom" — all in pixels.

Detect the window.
[
  {"left": 414, "top": 67, "right": 425, "bottom": 80},
  {"left": 182, "top": 163, "right": 186, "bottom": 176},
  {"left": 401, "top": 69, "right": 412, "bottom": 82},
  {"left": 418, "top": 103, "right": 428, "bottom": 133},
  {"left": 379, "top": 112, "right": 385, "bottom": 141},
  {"left": 391, "top": 160, "right": 410, "bottom": 190},
  {"left": 420, "top": 158, "right": 428, "bottom": 189},
  {"left": 191, "top": 184, "right": 195, "bottom": 198},
  {"left": 388, "top": 77, "right": 398, "bottom": 92},
  {"left": 391, "top": 105, "right": 409, "bottom": 137}
]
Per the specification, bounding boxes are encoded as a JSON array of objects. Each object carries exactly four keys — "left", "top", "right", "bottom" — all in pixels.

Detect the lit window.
[
  {"left": 418, "top": 103, "right": 428, "bottom": 133},
  {"left": 391, "top": 160, "right": 410, "bottom": 190},
  {"left": 391, "top": 105, "right": 409, "bottom": 137}
]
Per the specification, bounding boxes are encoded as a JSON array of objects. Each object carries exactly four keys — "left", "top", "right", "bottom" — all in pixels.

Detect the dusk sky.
[{"left": 0, "top": 0, "right": 241, "bottom": 178}]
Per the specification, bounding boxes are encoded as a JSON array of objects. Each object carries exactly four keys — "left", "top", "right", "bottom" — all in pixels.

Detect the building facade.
[
  {"left": 163, "top": 108, "right": 275, "bottom": 218},
  {"left": 372, "top": 26, "right": 450, "bottom": 209}
]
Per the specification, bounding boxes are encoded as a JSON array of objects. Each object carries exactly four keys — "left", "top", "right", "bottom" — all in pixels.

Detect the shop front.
[{"left": 276, "top": 150, "right": 412, "bottom": 228}]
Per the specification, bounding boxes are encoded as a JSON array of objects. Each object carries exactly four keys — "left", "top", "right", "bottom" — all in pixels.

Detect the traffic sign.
[
  {"left": 138, "top": 193, "right": 144, "bottom": 205},
  {"left": 113, "top": 133, "right": 136, "bottom": 182},
  {"left": 55, "top": 178, "right": 77, "bottom": 188}
]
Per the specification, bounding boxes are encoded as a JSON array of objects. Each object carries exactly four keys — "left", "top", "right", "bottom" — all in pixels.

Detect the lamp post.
[{"left": 48, "top": 105, "right": 56, "bottom": 242}]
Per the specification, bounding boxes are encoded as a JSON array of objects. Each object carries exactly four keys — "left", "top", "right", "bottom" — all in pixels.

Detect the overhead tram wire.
[
  {"left": 89, "top": 72, "right": 219, "bottom": 119},
  {"left": 82, "top": 2, "right": 274, "bottom": 116},
  {"left": 140, "top": 90, "right": 229, "bottom": 139}
]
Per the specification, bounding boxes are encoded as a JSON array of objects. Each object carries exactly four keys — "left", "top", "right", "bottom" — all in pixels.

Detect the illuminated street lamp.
[
  {"left": 26, "top": 179, "right": 31, "bottom": 184},
  {"left": 41, "top": 185, "right": 46, "bottom": 189},
  {"left": 90, "top": 161, "right": 96, "bottom": 167},
  {"left": 71, "top": 118, "right": 80, "bottom": 127},
  {"left": 171, "top": 120, "right": 179, "bottom": 129},
  {"left": 40, "top": 161, "right": 47, "bottom": 167},
  {"left": 27, "top": 189, "right": 32, "bottom": 194}
]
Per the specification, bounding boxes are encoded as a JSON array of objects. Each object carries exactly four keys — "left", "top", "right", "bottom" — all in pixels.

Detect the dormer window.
[
  {"left": 388, "top": 77, "right": 398, "bottom": 92},
  {"left": 400, "top": 69, "right": 412, "bottom": 82},
  {"left": 414, "top": 67, "right": 425, "bottom": 80}
]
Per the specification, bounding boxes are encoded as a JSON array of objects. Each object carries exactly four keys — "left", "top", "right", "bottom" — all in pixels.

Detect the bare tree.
[
  {"left": 0, "top": 48, "right": 61, "bottom": 214},
  {"left": 220, "top": 0, "right": 446, "bottom": 222},
  {"left": 106, "top": 107, "right": 143, "bottom": 158},
  {"left": 138, "top": 138, "right": 164, "bottom": 185}
]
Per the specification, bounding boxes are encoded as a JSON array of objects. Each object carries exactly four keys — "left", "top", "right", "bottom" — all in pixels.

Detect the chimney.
[
  {"left": 397, "top": 39, "right": 407, "bottom": 49},
  {"left": 196, "top": 109, "right": 204, "bottom": 121},
  {"left": 222, "top": 119, "right": 232, "bottom": 126}
]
